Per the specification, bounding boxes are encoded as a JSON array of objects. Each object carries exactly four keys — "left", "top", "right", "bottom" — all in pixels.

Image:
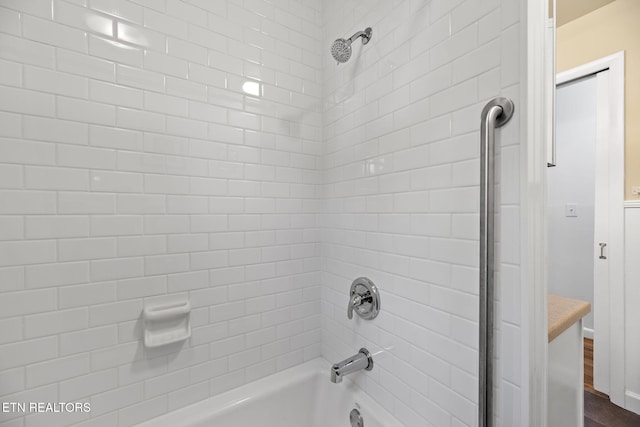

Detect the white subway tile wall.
[
  {"left": 0, "top": 0, "right": 323, "bottom": 425},
  {"left": 321, "top": 0, "right": 522, "bottom": 426},
  {"left": 0, "top": 0, "right": 525, "bottom": 426}
]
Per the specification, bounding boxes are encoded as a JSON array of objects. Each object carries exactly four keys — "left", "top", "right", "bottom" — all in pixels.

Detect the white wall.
[
  {"left": 547, "top": 75, "right": 598, "bottom": 332},
  {"left": 0, "top": 0, "right": 323, "bottom": 425},
  {"left": 320, "top": 0, "right": 524, "bottom": 426}
]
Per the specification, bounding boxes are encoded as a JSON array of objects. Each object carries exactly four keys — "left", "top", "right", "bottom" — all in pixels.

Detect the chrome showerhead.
[
  {"left": 331, "top": 38, "right": 352, "bottom": 63},
  {"left": 330, "top": 27, "right": 372, "bottom": 65}
]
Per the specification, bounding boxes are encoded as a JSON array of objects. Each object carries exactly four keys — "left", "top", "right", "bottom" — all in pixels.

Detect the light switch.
[{"left": 565, "top": 204, "right": 577, "bottom": 217}]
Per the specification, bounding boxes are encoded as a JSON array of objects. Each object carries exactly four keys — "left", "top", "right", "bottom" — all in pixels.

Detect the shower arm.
[{"left": 348, "top": 27, "right": 372, "bottom": 45}]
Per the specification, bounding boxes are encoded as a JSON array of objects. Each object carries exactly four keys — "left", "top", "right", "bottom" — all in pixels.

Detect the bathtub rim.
[{"left": 136, "top": 357, "right": 403, "bottom": 427}]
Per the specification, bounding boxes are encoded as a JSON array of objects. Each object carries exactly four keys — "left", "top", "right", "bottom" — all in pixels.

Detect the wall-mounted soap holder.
[{"left": 142, "top": 300, "right": 191, "bottom": 348}]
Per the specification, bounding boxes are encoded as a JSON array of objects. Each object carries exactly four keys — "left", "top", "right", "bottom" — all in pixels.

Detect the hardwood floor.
[
  {"left": 583, "top": 338, "right": 640, "bottom": 426},
  {"left": 584, "top": 338, "right": 607, "bottom": 398}
]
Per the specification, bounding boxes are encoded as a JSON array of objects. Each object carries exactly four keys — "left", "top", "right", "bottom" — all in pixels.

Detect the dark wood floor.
[{"left": 584, "top": 338, "right": 640, "bottom": 426}]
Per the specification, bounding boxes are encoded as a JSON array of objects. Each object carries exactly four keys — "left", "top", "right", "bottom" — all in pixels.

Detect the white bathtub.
[{"left": 138, "top": 358, "right": 404, "bottom": 427}]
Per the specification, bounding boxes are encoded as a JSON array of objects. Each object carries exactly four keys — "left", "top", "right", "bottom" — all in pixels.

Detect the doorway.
[{"left": 550, "top": 52, "right": 625, "bottom": 406}]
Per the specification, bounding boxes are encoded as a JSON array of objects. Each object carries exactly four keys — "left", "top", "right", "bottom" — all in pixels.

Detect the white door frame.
[
  {"left": 555, "top": 52, "right": 625, "bottom": 404},
  {"left": 525, "top": 3, "right": 625, "bottom": 424},
  {"left": 524, "top": 2, "right": 553, "bottom": 425}
]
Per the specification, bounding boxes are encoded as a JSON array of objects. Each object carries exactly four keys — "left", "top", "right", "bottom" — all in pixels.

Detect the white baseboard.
[
  {"left": 625, "top": 391, "right": 640, "bottom": 415},
  {"left": 583, "top": 327, "right": 594, "bottom": 340}
]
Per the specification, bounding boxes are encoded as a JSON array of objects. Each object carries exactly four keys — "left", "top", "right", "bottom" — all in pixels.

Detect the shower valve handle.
[
  {"left": 347, "top": 294, "right": 362, "bottom": 320},
  {"left": 346, "top": 277, "right": 380, "bottom": 320}
]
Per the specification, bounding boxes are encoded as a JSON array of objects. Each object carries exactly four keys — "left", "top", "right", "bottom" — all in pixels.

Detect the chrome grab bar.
[{"left": 479, "top": 97, "right": 514, "bottom": 427}]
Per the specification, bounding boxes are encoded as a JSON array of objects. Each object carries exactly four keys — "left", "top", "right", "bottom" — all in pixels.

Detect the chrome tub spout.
[{"left": 330, "top": 348, "right": 373, "bottom": 383}]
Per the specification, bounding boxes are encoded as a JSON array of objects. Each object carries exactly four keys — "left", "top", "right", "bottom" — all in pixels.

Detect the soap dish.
[{"left": 142, "top": 300, "right": 191, "bottom": 348}]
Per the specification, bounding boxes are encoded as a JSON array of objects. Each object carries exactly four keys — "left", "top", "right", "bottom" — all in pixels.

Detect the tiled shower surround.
[
  {"left": 0, "top": 0, "right": 524, "bottom": 426},
  {"left": 321, "top": 0, "right": 523, "bottom": 426},
  {"left": 0, "top": 0, "right": 323, "bottom": 425}
]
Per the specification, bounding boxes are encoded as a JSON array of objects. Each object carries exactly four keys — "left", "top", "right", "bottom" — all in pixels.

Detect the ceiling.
[{"left": 557, "top": 0, "right": 616, "bottom": 26}]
